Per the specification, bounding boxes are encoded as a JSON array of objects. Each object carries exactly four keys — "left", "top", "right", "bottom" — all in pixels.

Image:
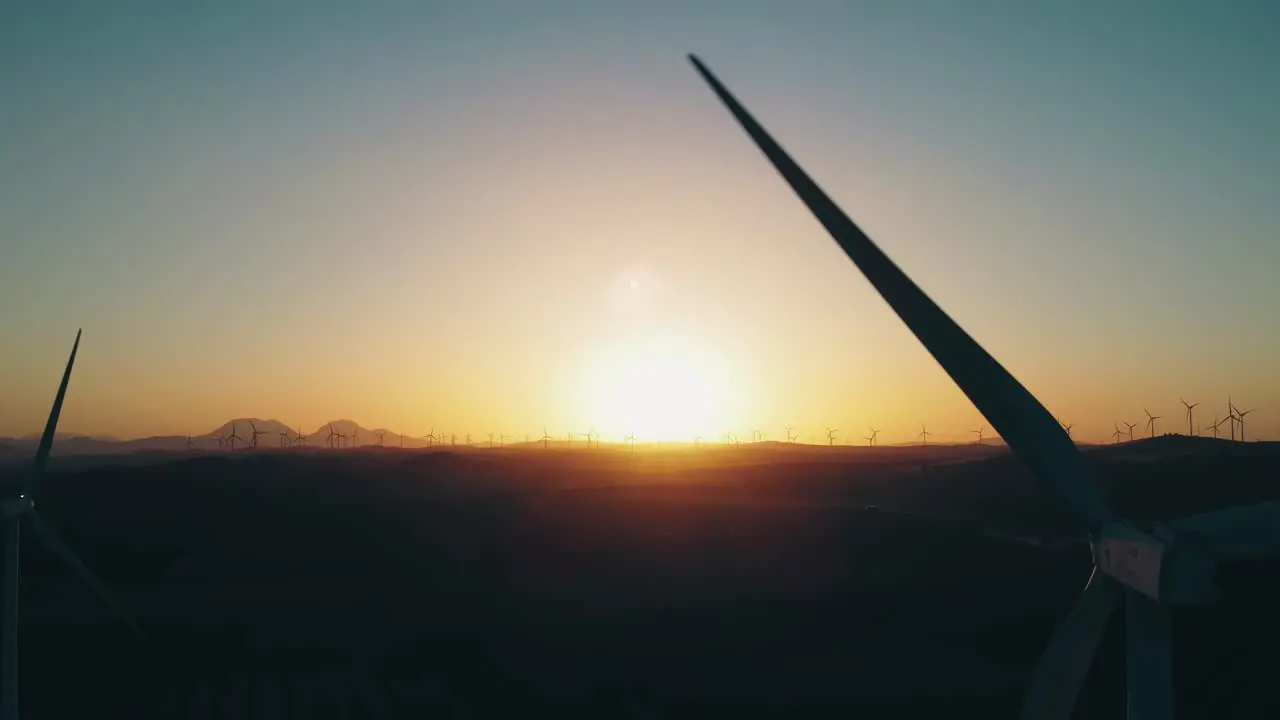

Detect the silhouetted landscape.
[{"left": 3, "top": 436, "right": 1277, "bottom": 718}]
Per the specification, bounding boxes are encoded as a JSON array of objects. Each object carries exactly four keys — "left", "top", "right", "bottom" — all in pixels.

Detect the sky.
[{"left": 2, "top": 1, "right": 1277, "bottom": 445}]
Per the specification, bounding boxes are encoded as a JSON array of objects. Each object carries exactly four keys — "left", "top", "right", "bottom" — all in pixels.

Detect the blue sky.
[{"left": 2, "top": 1, "right": 1276, "bottom": 443}]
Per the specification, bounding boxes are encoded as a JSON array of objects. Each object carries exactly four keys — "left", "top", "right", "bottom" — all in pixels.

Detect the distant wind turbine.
[
  {"left": 694, "top": 436, "right": 703, "bottom": 449},
  {"left": 186, "top": 434, "right": 195, "bottom": 449},
  {"left": 1144, "top": 408, "right": 1161, "bottom": 438},
  {"left": 919, "top": 424, "right": 931, "bottom": 446},
  {"left": 1112, "top": 424, "right": 1123, "bottom": 444},
  {"left": 625, "top": 433, "right": 637, "bottom": 455},
  {"left": 249, "top": 420, "right": 270, "bottom": 450},
  {"left": 824, "top": 425, "right": 838, "bottom": 446},
  {"left": 1181, "top": 399, "right": 1199, "bottom": 436},
  {"left": 1207, "top": 417, "right": 1224, "bottom": 439},
  {"left": 293, "top": 427, "right": 307, "bottom": 446},
  {"left": 972, "top": 426, "right": 985, "bottom": 445},
  {"left": 487, "top": 432, "right": 495, "bottom": 449},
  {"left": 226, "top": 422, "right": 246, "bottom": 451},
  {"left": 868, "top": 426, "right": 880, "bottom": 446},
  {"left": 376, "top": 431, "right": 385, "bottom": 447},
  {"left": 1235, "top": 406, "right": 1253, "bottom": 442},
  {"left": 785, "top": 425, "right": 797, "bottom": 443},
  {"left": 326, "top": 424, "right": 339, "bottom": 449},
  {"left": 540, "top": 427, "right": 552, "bottom": 449},
  {"left": 1123, "top": 420, "right": 1137, "bottom": 442}
]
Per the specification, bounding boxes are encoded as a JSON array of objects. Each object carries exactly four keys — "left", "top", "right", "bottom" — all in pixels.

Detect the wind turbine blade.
[
  {"left": 28, "top": 512, "right": 139, "bottom": 635},
  {"left": 29, "top": 329, "right": 82, "bottom": 493},
  {"left": 687, "top": 55, "right": 1112, "bottom": 532},
  {"left": 1169, "top": 502, "right": 1280, "bottom": 560},
  {"left": 1125, "top": 590, "right": 1173, "bottom": 720},
  {"left": 1019, "top": 568, "right": 1120, "bottom": 720}
]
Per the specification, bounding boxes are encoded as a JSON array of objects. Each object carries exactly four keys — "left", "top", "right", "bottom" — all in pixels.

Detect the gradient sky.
[{"left": 3, "top": 1, "right": 1277, "bottom": 444}]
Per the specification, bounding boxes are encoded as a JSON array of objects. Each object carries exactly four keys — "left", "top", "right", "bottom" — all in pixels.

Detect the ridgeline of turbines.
[{"left": 203, "top": 397, "right": 1258, "bottom": 453}]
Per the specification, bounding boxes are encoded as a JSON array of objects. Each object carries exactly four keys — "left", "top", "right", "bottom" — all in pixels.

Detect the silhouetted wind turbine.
[
  {"left": 1112, "top": 425, "right": 1123, "bottom": 444},
  {"left": 1207, "top": 417, "right": 1223, "bottom": 440},
  {"left": 1123, "top": 420, "right": 1137, "bottom": 442},
  {"left": 349, "top": 428, "right": 361, "bottom": 447},
  {"left": 499, "top": 433, "right": 506, "bottom": 447},
  {"left": 487, "top": 432, "right": 495, "bottom": 448},
  {"left": 226, "top": 422, "right": 246, "bottom": 451},
  {"left": 824, "top": 426, "right": 838, "bottom": 446},
  {"left": 464, "top": 433, "right": 472, "bottom": 446},
  {"left": 863, "top": 433, "right": 874, "bottom": 446},
  {"left": 972, "top": 426, "right": 985, "bottom": 445},
  {"left": 1235, "top": 407, "right": 1253, "bottom": 442},
  {"left": 578, "top": 430, "right": 591, "bottom": 448},
  {"left": 423, "top": 428, "right": 436, "bottom": 447},
  {"left": 1180, "top": 399, "right": 1199, "bottom": 436},
  {"left": 1061, "top": 421, "right": 1075, "bottom": 440},
  {"left": 248, "top": 421, "right": 270, "bottom": 450},
  {"left": 540, "top": 427, "right": 551, "bottom": 449},
  {"left": 326, "top": 424, "right": 339, "bottom": 449},
  {"left": 293, "top": 427, "right": 307, "bottom": 446},
  {"left": 919, "top": 424, "right": 931, "bottom": 446},
  {"left": 2, "top": 330, "right": 136, "bottom": 720},
  {"left": 785, "top": 425, "right": 797, "bottom": 443},
  {"left": 376, "top": 431, "right": 385, "bottom": 447},
  {"left": 186, "top": 434, "right": 195, "bottom": 449},
  {"left": 687, "top": 57, "right": 1280, "bottom": 717},
  {"left": 869, "top": 426, "right": 880, "bottom": 446},
  {"left": 1226, "top": 398, "right": 1238, "bottom": 441},
  {"left": 1144, "top": 409, "right": 1161, "bottom": 438},
  {"left": 277, "top": 430, "right": 289, "bottom": 449}
]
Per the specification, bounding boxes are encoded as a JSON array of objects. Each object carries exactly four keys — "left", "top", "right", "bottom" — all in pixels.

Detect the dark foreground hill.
[{"left": 4, "top": 439, "right": 1279, "bottom": 718}]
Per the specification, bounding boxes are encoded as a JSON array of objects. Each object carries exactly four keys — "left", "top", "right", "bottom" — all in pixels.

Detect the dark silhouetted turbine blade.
[
  {"left": 1020, "top": 568, "right": 1119, "bottom": 720},
  {"left": 687, "top": 55, "right": 1113, "bottom": 533},
  {"left": 1170, "top": 502, "right": 1280, "bottom": 560},
  {"left": 28, "top": 329, "right": 81, "bottom": 494},
  {"left": 28, "top": 512, "right": 138, "bottom": 635}
]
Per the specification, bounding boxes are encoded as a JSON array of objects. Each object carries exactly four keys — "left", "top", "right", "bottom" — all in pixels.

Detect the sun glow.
[{"left": 582, "top": 335, "right": 738, "bottom": 442}]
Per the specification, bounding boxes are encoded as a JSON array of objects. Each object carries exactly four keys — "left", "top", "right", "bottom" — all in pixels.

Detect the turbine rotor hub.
[{"left": 2, "top": 494, "right": 34, "bottom": 519}]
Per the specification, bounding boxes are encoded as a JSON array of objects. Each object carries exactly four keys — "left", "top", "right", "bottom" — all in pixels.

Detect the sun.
[{"left": 582, "top": 335, "right": 736, "bottom": 442}]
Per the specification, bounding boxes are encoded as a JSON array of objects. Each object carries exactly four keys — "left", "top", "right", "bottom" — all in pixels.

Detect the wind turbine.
[
  {"left": 1112, "top": 425, "right": 1123, "bottom": 444},
  {"left": 185, "top": 434, "right": 195, "bottom": 449},
  {"left": 579, "top": 431, "right": 592, "bottom": 448},
  {"left": 464, "top": 433, "right": 472, "bottom": 446},
  {"left": 376, "top": 431, "right": 385, "bottom": 447},
  {"left": 540, "top": 427, "right": 552, "bottom": 449},
  {"left": 824, "top": 426, "right": 838, "bottom": 446},
  {"left": 277, "top": 430, "right": 289, "bottom": 448},
  {"left": 625, "top": 433, "right": 637, "bottom": 455},
  {"left": 868, "top": 426, "right": 880, "bottom": 446},
  {"left": 1206, "top": 417, "right": 1224, "bottom": 440},
  {"left": 325, "top": 424, "right": 339, "bottom": 449},
  {"left": 423, "top": 428, "right": 436, "bottom": 447},
  {"left": 487, "top": 432, "right": 495, "bottom": 448},
  {"left": 688, "top": 54, "right": 1280, "bottom": 719},
  {"left": 293, "top": 427, "right": 307, "bottom": 446},
  {"left": 785, "top": 425, "right": 797, "bottom": 443},
  {"left": 863, "top": 433, "right": 874, "bottom": 446},
  {"left": 349, "top": 427, "right": 361, "bottom": 447},
  {"left": 225, "top": 422, "right": 246, "bottom": 451},
  {"left": 1180, "top": 399, "right": 1199, "bottom": 436},
  {"left": 248, "top": 420, "right": 270, "bottom": 450},
  {"left": 2, "top": 331, "right": 137, "bottom": 720},
  {"left": 1123, "top": 420, "right": 1137, "bottom": 442},
  {"left": 695, "top": 436, "right": 703, "bottom": 449},
  {"left": 499, "top": 433, "right": 506, "bottom": 447},
  {"left": 1235, "top": 406, "right": 1253, "bottom": 442},
  {"left": 918, "top": 424, "right": 931, "bottom": 446},
  {"left": 972, "top": 426, "right": 985, "bottom": 445},
  {"left": 1144, "top": 409, "right": 1161, "bottom": 438}
]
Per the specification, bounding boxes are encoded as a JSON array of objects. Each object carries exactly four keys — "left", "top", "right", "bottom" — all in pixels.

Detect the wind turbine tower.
[
  {"left": 824, "top": 426, "right": 838, "bottom": 446},
  {"left": 972, "top": 426, "right": 985, "bottom": 445},
  {"left": 919, "top": 424, "right": 931, "bottom": 446}
]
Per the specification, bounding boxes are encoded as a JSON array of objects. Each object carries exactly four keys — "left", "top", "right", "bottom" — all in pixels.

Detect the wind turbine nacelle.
[{"left": 1093, "top": 522, "right": 1217, "bottom": 606}]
